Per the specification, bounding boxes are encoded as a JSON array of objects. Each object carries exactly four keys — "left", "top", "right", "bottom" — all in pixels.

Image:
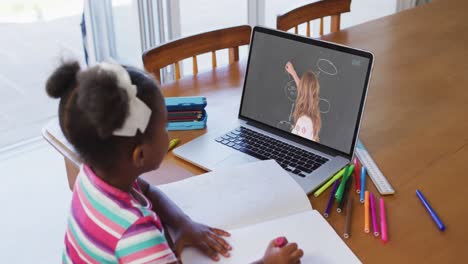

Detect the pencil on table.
[
  {"left": 380, "top": 198, "right": 388, "bottom": 243},
  {"left": 360, "top": 167, "right": 366, "bottom": 203},
  {"left": 314, "top": 167, "right": 346, "bottom": 197},
  {"left": 168, "top": 138, "right": 180, "bottom": 151},
  {"left": 354, "top": 158, "right": 361, "bottom": 193},
  {"left": 335, "top": 165, "right": 354, "bottom": 202},
  {"left": 337, "top": 176, "right": 353, "bottom": 213},
  {"left": 370, "top": 192, "right": 380, "bottom": 237},
  {"left": 344, "top": 196, "right": 353, "bottom": 239},
  {"left": 364, "top": 191, "right": 370, "bottom": 233},
  {"left": 324, "top": 180, "right": 340, "bottom": 218}
]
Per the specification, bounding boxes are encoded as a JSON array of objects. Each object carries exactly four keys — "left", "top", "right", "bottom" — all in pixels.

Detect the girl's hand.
[
  {"left": 260, "top": 239, "right": 304, "bottom": 264},
  {"left": 285, "top": 61, "right": 295, "bottom": 75},
  {"left": 173, "top": 220, "right": 232, "bottom": 261}
]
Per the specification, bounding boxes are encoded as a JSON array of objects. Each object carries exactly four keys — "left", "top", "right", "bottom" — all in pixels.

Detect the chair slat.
[
  {"left": 175, "top": 62, "right": 181, "bottom": 80},
  {"left": 228, "top": 47, "right": 239, "bottom": 63},
  {"left": 331, "top": 15, "right": 341, "bottom": 32},
  {"left": 142, "top": 25, "right": 251, "bottom": 82},
  {"left": 320, "top": 17, "right": 324, "bottom": 35},
  {"left": 306, "top": 21, "right": 311, "bottom": 37},
  {"left": 276, "top": 0, "right": 350, "bottom": 36},
  {"left": 211, "top": 51, "right": 217, "bottom": 68},
  {"left": 192, "top": 56, "right": 198, "bottom": 75},
  {"left": 154, "top": 71, "right": 161, "bottom": 82}
]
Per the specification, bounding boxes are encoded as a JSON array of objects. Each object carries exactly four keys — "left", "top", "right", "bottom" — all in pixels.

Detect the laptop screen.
[{"left": 239, "top": 27, "right": 372, "bottom": 156}]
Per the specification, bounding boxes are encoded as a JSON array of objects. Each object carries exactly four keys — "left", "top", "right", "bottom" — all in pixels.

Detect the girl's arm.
[
  {"left": 137, "top": 178, "right": 232, "bottom": 261},
  {"left": 285, "top": 61, "right": 301, "bottom": 88},
  {"left": 137, "top": 177, "right": 189, "bottom": 228}
]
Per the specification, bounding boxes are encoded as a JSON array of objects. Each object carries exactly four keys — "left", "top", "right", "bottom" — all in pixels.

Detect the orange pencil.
[{"left": 364, "top": 191, "right": 370, "bottom": 233}]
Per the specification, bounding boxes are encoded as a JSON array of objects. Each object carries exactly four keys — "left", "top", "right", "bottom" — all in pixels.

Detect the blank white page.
[
  {"left": 158, "top": 160, "right": 312, "bottom": 230},
  {"left": 182, "top": 210, "right": 361, "bottom": 264}
]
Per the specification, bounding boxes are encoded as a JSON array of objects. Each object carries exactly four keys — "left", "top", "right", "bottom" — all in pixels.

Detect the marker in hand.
[{"left": 274, "top": 236, "right": 288, "bottom": 248}]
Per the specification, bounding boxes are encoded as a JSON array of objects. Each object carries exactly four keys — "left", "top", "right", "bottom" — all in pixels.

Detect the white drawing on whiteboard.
[
  {"left": 316, "top": 58, "right": 338, "bottom": 76},
  {"left": 285, "top": 79, "right": 298, "bottom": 102}
]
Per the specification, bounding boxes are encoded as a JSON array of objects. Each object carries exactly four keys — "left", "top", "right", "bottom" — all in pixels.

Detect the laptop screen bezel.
[{"left": 238, "top": 26, "right": 374, "bottom": 159}]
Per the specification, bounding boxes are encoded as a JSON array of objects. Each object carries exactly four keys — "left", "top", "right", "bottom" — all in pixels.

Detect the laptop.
[{"left": 173, "top": 26, "right": 374, "bottom": 194}]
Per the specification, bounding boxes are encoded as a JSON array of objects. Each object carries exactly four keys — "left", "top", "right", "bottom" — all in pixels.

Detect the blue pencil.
[
  {"left": 360, "top": 167, "right": 366, "bottom": 203},
  {"left": 416, "top": 189, "right": 446, "bottom": 231}
]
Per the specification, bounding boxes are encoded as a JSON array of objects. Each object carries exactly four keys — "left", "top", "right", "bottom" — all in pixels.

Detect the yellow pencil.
[
  {"left": 168, "top": 138, "right": 180, "bottom": 151},
  {"left": 313, "top": 167, "right": 347, "bottom": 197},
  {"left": 364, "top": 191, "right": 370, "bottom": 233}
]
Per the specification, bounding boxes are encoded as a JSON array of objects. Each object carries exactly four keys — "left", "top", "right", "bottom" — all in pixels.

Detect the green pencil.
[
  {"left": 335, "top": 164, "right": 355, "bottom": 202},
  {"left": 313, "top": 167, "right": 347, "bottom": 197}
]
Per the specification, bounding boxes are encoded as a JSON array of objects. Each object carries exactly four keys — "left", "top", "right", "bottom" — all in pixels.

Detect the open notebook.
[{"left": 158, "top": 160, "right": 360, "bottom": 264}]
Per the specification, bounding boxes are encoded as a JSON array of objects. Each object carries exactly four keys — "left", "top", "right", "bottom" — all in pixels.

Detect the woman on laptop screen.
[{"left": 285, "top": 61, "right": 322, "bottom": 142}]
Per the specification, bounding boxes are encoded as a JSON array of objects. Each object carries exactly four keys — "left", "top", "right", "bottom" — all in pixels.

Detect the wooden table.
[{"left": 43, "top": 0, "right": 468, "bottom": 262}]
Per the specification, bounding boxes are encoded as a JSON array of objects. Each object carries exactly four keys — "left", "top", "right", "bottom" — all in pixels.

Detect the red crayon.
[
  {"left": 274, "top": 237, "right": 288, "bottom": 247},
  {"left": 354, "top": 158, "right": 361, "bottom": 193}
]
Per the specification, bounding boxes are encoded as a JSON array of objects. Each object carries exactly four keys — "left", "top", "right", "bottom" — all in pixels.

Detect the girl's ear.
[{"left": 132, "top": 145, "right": 145, "bottom": 168}]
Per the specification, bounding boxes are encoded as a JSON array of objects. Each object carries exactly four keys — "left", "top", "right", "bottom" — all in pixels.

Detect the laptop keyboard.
[{"left": 215, "top": 127, "right": 329, "bottom": 177}]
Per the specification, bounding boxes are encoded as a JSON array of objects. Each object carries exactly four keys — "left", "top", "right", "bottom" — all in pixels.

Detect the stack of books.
[{"left": 165, "top": 96, "right": 207, "bottom": 131}]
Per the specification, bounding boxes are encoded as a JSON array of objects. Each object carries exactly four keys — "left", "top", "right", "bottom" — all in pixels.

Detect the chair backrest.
[
  {"left": 276, "top": 0, "right": 351, "bottom": 37},
  {"left": 143, "top": 25, "right": 252, "bottom": 82}
]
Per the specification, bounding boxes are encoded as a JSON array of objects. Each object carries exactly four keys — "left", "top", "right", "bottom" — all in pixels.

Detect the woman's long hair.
[{"left": 293, "top": 71, "right": 321, "bottom": 141}]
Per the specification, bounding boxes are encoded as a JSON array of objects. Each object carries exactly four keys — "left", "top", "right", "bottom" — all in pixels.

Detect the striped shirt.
[{"left": 63, "top": 165, "right": 177, "bottom": 264}]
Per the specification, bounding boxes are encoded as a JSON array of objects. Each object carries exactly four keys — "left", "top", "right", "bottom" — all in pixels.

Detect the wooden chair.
[
  {"left": 143, "top": 25, "right": 252, "bottom": 82},
  {"left": 276, "top": 0, "right": 351, "bottom": 37}
]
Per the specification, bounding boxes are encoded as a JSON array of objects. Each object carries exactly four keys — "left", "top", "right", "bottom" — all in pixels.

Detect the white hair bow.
[{"left": 97, "top": 62, "right": 152, "bottom": 137}]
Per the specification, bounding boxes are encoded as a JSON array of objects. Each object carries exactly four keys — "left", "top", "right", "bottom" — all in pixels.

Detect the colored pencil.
[
  {"left": 168, "top": 138, "right": 180, "bottom": 151},
  {"left": 274, "top": 237, "right": 288, "bottom": 247},
  {"left": 335, "top": 165, "right": 354, "bottom": 202},
  {"left": 337, "top": 176, "right": 353, "bottom": 213},
  {"left": 370, "top": 192, "right": 380, "bottom": 236},
  {"left": 354, "top": 158, "right": 361, "bottom": 193},
  {"left": 416, "top": 189, "right": 446, "bottom": 231},
  {"left": 364, "top": 191, "right": 370, "bottom": 233},
  {"left": 360, "top": 167, "right": 366, "bottom": 203},
  {"left": 324, "top": 180, "right": 340, "bottom": 218},
  {"left": 313, "top": 167, "right": 347, "bottom": 197},
  {"left": 344, "top": 196, "right": 353, "bottom": 239},
  {"left": 380, "top": 198, "right": 388, "bottom": 243}
]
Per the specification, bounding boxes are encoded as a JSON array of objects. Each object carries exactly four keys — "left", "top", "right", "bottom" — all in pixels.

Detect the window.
[
  {"left": 0, "top": 0, "right": 84, "bottom": 149},
  {"left": 177, "top": 0, "right": 249, "bottom": 76}
]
